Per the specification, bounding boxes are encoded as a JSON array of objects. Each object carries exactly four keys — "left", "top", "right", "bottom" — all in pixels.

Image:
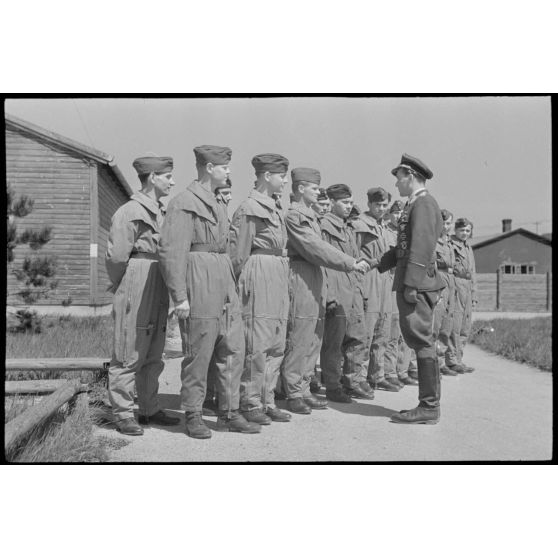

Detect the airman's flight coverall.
[
  {"left": 106, "top": 192, "right": 169, "bottom": 420},
  {"left": 280, "top": 202, "right": 355, "bottom": 400},
  {"left": 159, "top": 181, "right": 244, "bottom": 415},
  {"left": 354, "top": 212, "right": 393, "bottom": 383},
  {"left": 434, "top": 233, "right": 457, "bottom": 365},
  {"left": 449, "top": 236, "right": 477, "bottom": 365},
  {"left": 229, "top": 189, "right": 290, "bottom": 411},
  {"left": 319, "top": 212, "right": 368, "bottom": 391}
]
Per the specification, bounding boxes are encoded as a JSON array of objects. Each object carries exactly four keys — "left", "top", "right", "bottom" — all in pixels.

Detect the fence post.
[
  {"left": 547, "top": 271, "right": 551, "bottom": 311},
  {"left": 496, "top": 269, "right": 501, "bottom": 310}
]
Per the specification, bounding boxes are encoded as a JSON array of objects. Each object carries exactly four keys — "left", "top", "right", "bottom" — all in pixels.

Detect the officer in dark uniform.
[{"left": 377, "top": 154, "right": 444, "bottom": 424}]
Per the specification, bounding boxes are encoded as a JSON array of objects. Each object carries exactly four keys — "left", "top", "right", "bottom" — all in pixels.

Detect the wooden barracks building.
[{"left": 6, "top": 113, "right": 132, "bottom": 308}]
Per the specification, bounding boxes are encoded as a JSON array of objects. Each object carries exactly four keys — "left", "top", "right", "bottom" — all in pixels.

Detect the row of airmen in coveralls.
[{"left": 105, "top": 147, "right": 477, "bottom": 437}]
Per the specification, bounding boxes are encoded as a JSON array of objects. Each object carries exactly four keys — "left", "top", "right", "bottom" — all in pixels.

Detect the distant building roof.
[
  {"left": 471, "top": 227, "right": 552, "bottom": 250},
  {"left": 5, "top": 112, "right": 133, "bottom": 197}
]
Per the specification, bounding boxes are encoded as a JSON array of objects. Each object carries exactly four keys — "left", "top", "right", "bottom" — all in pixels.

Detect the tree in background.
[{"left": 7, "top": 181, "right": 58, "bottom": 332}]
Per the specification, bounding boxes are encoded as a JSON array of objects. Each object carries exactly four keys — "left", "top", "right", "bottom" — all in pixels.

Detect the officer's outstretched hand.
[
  {"left": 353, "top": 259, "right": 370, "bottom": 274},
  {"left": 174, "top": 299, "right": 191, "bottom": 320},
  {"left": 403, "top": 286, "right": 419, "bottom": 304}
]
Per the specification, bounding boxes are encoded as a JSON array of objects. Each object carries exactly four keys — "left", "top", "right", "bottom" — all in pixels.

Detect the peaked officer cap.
[
  {"left": 291, "top": 167, "right": 321, "bottom": 185},
  {"left": 326, "top": 183, "right": 352, "bottom": 200},
  {"left": 391, "top": 153, "right": 433, "bottom": 180},
  {"left": 194, "top": 145, "right": 232, "bottom": 166},
  {"left": 367, "top": 186, "right": 390, "bottom": 202},
  {"left": 133, "top": 156, "right": 173, "bottom": 175},
  {"left": 251, "top": 153, "right": 289, "bottom": 174}
]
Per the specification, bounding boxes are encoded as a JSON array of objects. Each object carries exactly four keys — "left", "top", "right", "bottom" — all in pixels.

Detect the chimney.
[{"left": 502, "top": 219, "right": 512, "bottom": 233}]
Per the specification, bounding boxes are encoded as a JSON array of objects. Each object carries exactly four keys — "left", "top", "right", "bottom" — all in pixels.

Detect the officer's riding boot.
[
  {"left": 216, "top": 410, "right": 262, "bottom": 434},
  {"left": 185, "top": 411, "right": 212, "bottom": 439},
  {"left": 390, "top": 357, "right": 440, "bottom": 425}
]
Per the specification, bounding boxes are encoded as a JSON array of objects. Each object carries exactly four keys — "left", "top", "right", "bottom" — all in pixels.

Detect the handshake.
[{"left": 353, "top": 257, "right": 376, "bottom": 274}]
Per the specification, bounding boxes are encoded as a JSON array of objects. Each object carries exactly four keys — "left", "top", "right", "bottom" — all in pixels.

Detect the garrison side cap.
[
  {"left": 132, "top": 156, "right": 173, "bottom": 175},
  {"left": 251, "top": 153, "right": 289, "bottom": 174},
  {"left": 194, "top": 145, "right": 232, "bottom": 166},
  {"left": 291, "top": 167, "right": 321, "bottom": 185}
]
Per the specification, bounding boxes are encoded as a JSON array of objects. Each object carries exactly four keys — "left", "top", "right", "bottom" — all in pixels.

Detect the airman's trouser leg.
[
  {"left": 241, "top": 316, "right": 287, "bottom": 411},
  {"left": 397, "top": 290, "right": 441, "bottom": 408},
  {"left": 448, "top": 277, "right": 468, "bottom": 366},
  {"left": 364, "top": 311, "right": 389, "bottom": 382},
  {"left": 342, "top": 307, "right": 368, "bottom": 388},
  {"left": 384, "top": 310, "right": 403, "bottom": 380},
  {"left": 459, "top": 286, "right": 473, "bottom": 362},
  {"left": 320, "top": 314, "right": 346, "bottom": 390},
  {"left": 108, "top": 260, "right": 168, "bottom": 420},
  {"left": 135, "top": 292, "right": 168, "bottom": 417},
  {"left": 212, "top": 301, "right": 244, "bottom": 414},
  {"left": 281, "top": 262, "right": 325, "bottom": 399}
]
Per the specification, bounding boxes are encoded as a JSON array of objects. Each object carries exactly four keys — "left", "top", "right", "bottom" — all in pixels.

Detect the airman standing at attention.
[
  {"left": 311, "top": 187, "right": 331, "bottom": 219},
  {"left": 229, "top": 153, "right": 292, "bottom": 425},
  {"left": 383, "top": 200, "right": 418, "bottom": 386},
  {"left": 106, "top": 155, "right": 180, "bottom": 436},
  {"left": 280, "top": 168, "right": 369, "bottom": 414},
  {"left": 320, "top": 184, "right": 373, "bottom": 403},
  {"left": 377, "top": 154, "right": 444, "bottom": 424},
  {"left": 203, "top": 176, "right": 233, "bottom": 416},
  {"left": 447, "top": 217, "right": 477, "bottom": 373},
  {"left": 354, "top": 187, "right": 400, "bottom": 392},
  {"left": 159, "top": 145, "right": 261, "bottom": 439},
  {"left": 308, "top": 186, "right": 331, "bottom": 394},
  {"left": 433, "top": 209, "right": 459, "bottom": 376}
]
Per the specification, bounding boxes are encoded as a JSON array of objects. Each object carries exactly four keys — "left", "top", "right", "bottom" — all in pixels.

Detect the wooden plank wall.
[
  {"left": 499, "top": 274, "right": 548, "bottom": 312},
  {"left": 475, "top": 273, "right": 551, "bottom": 312},
  {"left": 6, "top": 127, "right": 91, "bottom": 305},
  {"left": 96, "top": 165, "right": 131, "bottom": 304},
  {"left": 475, "top": 273, "right": 497, "bottom": 311}
]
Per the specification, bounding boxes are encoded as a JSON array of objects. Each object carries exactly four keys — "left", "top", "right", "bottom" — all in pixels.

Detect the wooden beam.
[
  {"left": 5, "top": 358, "right": 110, "bottom": 371},
  {"left": 5, "top": 379, "right": 69, "bottom": 395},
  {"left": 5, "top": 380, "right": 88, "bottom": 456},
  {"left": 89, "top": 162, "right": 99, "bottom": 305}
]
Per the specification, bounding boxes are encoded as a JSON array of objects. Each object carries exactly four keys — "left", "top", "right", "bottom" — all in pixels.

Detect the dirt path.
[{"left": 97, "top": 342, "right": 552, "bottom": 462}]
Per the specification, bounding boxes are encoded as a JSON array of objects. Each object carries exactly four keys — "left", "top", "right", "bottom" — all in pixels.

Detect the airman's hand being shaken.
[{"left": 353, "top": 259, "right": 370, "bottom": 274}]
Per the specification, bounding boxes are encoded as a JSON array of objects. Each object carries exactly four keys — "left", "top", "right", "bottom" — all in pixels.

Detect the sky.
[{"left": 4, "top": 96, "right": 552, "bottom": 237}]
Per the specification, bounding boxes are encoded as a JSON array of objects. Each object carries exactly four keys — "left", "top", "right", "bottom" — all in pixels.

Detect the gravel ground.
[{"left": 97, "top": 341, "right": 553, "bottom": 462}]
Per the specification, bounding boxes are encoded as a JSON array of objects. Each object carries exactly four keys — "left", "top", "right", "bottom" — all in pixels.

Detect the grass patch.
[
  {"left": 5, "top": 383, "right": 129, "bottom": 462},
  {"left": 471, "top": 317, "right": 552, "bottom": 371},
  {"left": 5, "top": 315, "right": 113, "bottom": 358}
]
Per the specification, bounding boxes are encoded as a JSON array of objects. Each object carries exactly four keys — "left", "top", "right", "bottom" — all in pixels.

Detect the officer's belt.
[
  {"left": 251, "top": 248, "right": 288, "bottom": 257},
  {"left": 454, "top": 270, "right": 472, "bottom": 279},
  {"left": 130, "top": 252, "right": 158, "bottom": 261},
  {"left": 190, "top": 243, "right": 226, "bottom": 253}
]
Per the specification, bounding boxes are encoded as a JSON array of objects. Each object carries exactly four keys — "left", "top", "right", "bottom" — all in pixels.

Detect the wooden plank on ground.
[
  {"left": 5, "top": 379, "right": 69, "bottom": 394},
  {"left": 5, "top": 380, "right": 88, "bottom": 455},
  {"left": 5, "top": 358, "right": 109, "bottom": 371}
]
